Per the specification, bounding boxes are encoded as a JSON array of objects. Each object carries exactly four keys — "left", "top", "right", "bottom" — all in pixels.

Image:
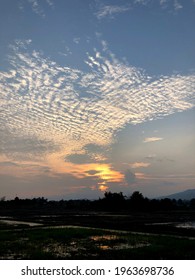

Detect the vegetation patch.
[{"left": 0, "top": 226, "right": 195, "bottom": 260}]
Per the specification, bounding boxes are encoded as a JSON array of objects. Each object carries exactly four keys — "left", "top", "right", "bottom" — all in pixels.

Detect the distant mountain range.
[{"left": 159, "top": 189, "right": 195, "bottom": 200}]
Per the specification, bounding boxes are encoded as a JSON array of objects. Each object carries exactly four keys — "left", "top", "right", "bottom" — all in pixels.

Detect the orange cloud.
[
  {"left": 47, "top": 152, "right": 124, "bottom": 184},
  {"left": 92, "top": 164, "right": 124, "bottom": 182}
]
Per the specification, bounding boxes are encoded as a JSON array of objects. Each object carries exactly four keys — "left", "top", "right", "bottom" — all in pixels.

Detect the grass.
[{"left": 0, "top": 225, "right": 195, "bottom": 259}]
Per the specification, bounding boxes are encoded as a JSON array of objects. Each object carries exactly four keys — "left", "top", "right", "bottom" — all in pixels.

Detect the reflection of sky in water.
[
  {"left": 0, "top": 219, "right": 42, "bottom": 226},
  {"left": 147, "top": 221, "right": 195, "bottom": 229},
  {"left": 176, "top": 222, "right": 195, "bottom": 229}
]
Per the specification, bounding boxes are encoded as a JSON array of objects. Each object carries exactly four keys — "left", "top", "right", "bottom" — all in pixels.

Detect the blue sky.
[{"left": 0, "top": 0, "right": 195, "bottom": 200}]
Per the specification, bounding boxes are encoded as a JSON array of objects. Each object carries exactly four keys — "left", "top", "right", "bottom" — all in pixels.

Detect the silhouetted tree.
[
  {"left": 190, "top": 198, "right": 195, "bottom": 210},
  {"left": 104, "top": 191, "right": 125, "bottom": 201},
  {"left": 160, "top": 198, "right": 175, "bottom": 210},
  {"left": 102, "top": 191, "right": 125, "bottom": 211},
  {"left": 128, "top": 191, "right": 147, "bottom": 211}
]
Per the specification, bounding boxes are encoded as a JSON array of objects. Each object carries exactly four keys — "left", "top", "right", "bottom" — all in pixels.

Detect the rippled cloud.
[{"left": 0, "top": 40, "right": 194, "bottom": 165}]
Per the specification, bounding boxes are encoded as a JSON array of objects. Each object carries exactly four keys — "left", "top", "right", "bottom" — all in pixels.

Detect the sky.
[{"left": 0, "top": 0, "right": 195, "bottom": 200}]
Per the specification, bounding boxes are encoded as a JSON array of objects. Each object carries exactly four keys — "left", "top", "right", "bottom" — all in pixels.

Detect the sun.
[{"left": 98, "top": 184, "right": 109, "bottom": 192}]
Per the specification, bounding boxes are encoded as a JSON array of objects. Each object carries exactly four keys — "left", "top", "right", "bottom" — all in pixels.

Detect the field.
[{"left": 0, "top": 211, "right": 195, "bottom": 260}]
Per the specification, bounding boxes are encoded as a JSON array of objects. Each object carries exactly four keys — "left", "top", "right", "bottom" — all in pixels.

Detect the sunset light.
[{"left": 0, "top": 0, "right": 194, "bottom": 200}]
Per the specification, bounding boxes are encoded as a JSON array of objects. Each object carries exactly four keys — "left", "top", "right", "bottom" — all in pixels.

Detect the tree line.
[{"left": 0, "top": 191, "right": 195, "bottom": 214}]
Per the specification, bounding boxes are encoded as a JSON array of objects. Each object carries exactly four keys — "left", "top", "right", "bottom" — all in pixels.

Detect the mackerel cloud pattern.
[{"left": 0, "top": 41, "right": 194, "bottom": 159}]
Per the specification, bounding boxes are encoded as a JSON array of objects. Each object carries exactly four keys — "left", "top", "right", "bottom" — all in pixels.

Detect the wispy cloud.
[
  {"left": 19, "top": 0, "right": 54, "bottom": 17},
  {"left": 0, "top": 40, "right": 194, "bottom": 165},
  {"left": 173, "top": 0, "right": 183, "bottom": 11},
  {"left": 129, "top": 162, "right": 151, "bottom": 168},
  {"left": 135, "top": 0, "right": 184, "bottom": 11},
  {"left": 145, "top": 154, "right": 157, "bottom": 160},
  {"left": 143, "top": 137, "right": 164, "bottom": 143},
  {"left": 28, "top": 0, "right": 45, "bottom": 17},
  {"left": 45, "top": 0, "right": 54, "bottom": 7},
  {"left": 95, "top": 4, "right": 131, "bottom": 20},
  {"left": 73, "top": 37, "right": 80, "bottom": 44},
  {"left": 134, "top": 0, "right": 149, "bottom": 5},
  {"left": 58, "top": 46, "right": 72, "bottom": 57},
  {"left": 160, "top": 0, "right": 167, "bottom": 5},
  {"left": 94, "top": 0, "right": 187, "bottom": 18},
  {"left": 134, "top": 173, "right": 195, "bottom": 180}
]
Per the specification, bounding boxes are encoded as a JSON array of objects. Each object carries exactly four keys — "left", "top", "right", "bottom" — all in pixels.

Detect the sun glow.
[
  {"left": 91, "top": 164, "right": 124, "bottom": 182},
  {"left": 47, "top": 151, "right": 124, "bottom": 181},
  {"left": 98, "top": 184, "right": 109, "bottom": 192}
]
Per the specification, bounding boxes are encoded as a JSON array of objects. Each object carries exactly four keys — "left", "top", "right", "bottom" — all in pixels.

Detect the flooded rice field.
[
  {"left": 0, "top": 225, "right": 153, "bottom": 260},
  {"left": 1, "top": 223, "right": 194, "bottom": 260},
  {"left": 0, "top": 212, "right": 195, "bottom": 259}
]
